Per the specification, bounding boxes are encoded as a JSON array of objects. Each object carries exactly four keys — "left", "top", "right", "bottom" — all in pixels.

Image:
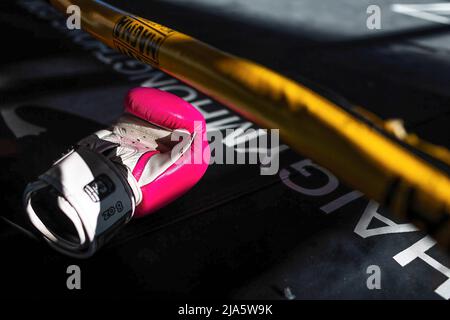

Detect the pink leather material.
[
  {"left": 125, "top": 87, "right": 202, "bottom": 134},
  {"left": 124, "top": 87, "right": 210, "bottom": 217}
]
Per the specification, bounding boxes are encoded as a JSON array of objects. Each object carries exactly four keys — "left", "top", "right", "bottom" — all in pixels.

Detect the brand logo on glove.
[{"left": 83, "top": 174, "right": 115, "bottom": 202}]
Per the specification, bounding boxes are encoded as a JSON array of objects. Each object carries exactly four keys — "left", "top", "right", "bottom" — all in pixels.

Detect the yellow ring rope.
[{"left": 50, "top": 0, "right": 450, "bottom": 249}]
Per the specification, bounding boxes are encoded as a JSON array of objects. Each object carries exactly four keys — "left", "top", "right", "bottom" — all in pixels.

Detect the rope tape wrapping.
[{"left": 50, "top": 0, "right": 450, "bottom": 249}]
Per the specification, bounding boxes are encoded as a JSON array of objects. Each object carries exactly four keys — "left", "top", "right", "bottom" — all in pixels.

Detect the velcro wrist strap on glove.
[{"left": 24, "top": 146, "right": 140, "bottom": 258}]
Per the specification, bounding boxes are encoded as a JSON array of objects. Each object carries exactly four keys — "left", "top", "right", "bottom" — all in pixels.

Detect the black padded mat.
[{"left": 0, "top": 0, "right": 449, "bottom": 299}]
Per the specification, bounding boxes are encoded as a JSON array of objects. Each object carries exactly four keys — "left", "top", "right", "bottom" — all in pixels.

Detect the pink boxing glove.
[{"left": 23, "top": 88, "right": 210, "bottom": 258}]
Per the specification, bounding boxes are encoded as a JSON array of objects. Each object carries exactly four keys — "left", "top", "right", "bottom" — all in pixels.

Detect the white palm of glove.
[
  {"left": 80, "top": 114, "right": 194, "bottom": 202},
  {"left": 24, "top": 114, "right": 194, "bottom": 258}
]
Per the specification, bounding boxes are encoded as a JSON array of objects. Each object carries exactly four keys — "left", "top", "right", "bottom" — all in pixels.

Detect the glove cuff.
[{"left": 23, "top": 146, "right": 141, "bottom": 258}]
